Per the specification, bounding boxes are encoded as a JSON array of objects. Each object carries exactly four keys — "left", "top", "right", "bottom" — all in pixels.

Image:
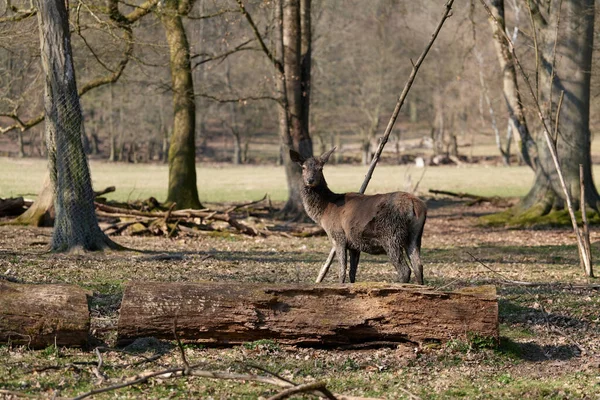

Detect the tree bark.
[
  {"left": 238, "top": 0, "right": 313, "bottom": 219},
  {"left": 161, "top": 0, "right": 203, "bottom": 210},
  {"left": 519, "top": 0, "right": 599, "bottom": 215},
  {"left": 279, "top": 0, "right": 313, "bottom": 220},
  {"left": 0, "top": 281, "right": 90, "bottom": 349},
  {"left": 35, "top": 0, "right": 118, "bottom": 251},
  {"left": 117, "top": 282, "right": 498, "bottom": 347},
  {"left": 488, "top": 0, "right": 536, "bottom": 169},
  {"left": 108, "top": 84, "right": 117, "bottom": 162}
]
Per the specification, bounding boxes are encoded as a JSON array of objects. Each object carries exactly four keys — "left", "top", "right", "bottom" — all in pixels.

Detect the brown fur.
[{"left": 290, "top": 147, "right": 427, "bottom": 284}]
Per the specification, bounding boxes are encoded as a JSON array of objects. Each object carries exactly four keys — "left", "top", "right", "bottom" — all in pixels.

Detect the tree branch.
[
  {"left": 0, "top": 0, "right": 36, "bottom": 22},
  {"left": 192, "top": 38, "right": 255, "bottom": 68},
  {"left": 1, "top": 0, "right": 149, "bottom": 135},
  {"left": 187, "top": 7, "right": 236, "bottom": 20},
  {"left": 196, "top": 93, "right": 280, "bottom": 104},
  {"left": 108, "top": 0, "right": 158, "bottom": 25},
  {"left": 236, "top": 0, "right": 283, "bottom": 74}
]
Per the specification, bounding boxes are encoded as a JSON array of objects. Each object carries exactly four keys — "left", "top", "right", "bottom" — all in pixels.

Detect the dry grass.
[{"left": 0, "top": 157, "right": 538, "bottom": 204}]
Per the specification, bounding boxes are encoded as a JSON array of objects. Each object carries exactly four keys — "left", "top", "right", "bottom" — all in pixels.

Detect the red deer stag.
[{"left": 290, "top": 147, "right": 427, "bottom": 284}]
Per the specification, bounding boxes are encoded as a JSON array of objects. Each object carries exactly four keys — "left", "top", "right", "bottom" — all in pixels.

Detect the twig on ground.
[
  {"left": 224, "top": 194, "right": 268, "bottom": 213},
  {"left": 428, "top": 189, "right": 511, "bottom": 207},
  {"left": 71, "top": 366, "right": 187, "bottom": 400},
  {"left": 579, "top": 164, "right": 593, "bottom": 277},
  {"left": 243, "top": 362, "right": 296, "bottom": 386},
  {"left": 0, "top": 389, "right": 42, "bottom": 399},
  {"left": 92, "top": 347, "right": 107, "bottom": 384},
  {"left": 94, "top": 186, "right": 116, "bottom": 198},
  {"left": 397, "top": 386, "right": 422, "bottom": 400},
  {"left": 173, "top": 314, "right": 190, "bottom": 373},
  {"left": 267, "top": 381, "right": 336, "bottom": 400},
  {"left": 163, "top": 202, "right": 176, "bottom": 223}
]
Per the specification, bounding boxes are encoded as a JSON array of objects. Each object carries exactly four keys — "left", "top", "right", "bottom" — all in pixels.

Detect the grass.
[
  {"left": 0, "top": 156, "right": 538, "bottom": 203},
  {"left": 1, "top": 157, "right": 600, "bottom": 399}
]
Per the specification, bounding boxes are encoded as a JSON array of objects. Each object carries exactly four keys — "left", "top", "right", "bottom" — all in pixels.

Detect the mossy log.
[
  {"left": 0, "top": 281, "right": 90, "bottom": 348},
  {"left": 117, "top": 282, "right": 498, "bottom": 347}
]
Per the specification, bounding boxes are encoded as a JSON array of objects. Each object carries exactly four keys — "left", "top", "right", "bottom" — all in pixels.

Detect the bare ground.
[{"left": 1, "top": 199, "right": 599, "bottom": 399}]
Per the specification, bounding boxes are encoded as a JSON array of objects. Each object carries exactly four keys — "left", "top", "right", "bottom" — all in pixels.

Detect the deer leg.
[
  {"left": 388, "top": 245, "right": 411, "bottom": 283},
  {"left": 407, "top": 234, "right": 424, "bottom": 285},
  {"left": 333, "top": 240, "right": 348, "bottom": 283},
  {"left": 349, "top": 249, "right": 360, "bottom": 283}
]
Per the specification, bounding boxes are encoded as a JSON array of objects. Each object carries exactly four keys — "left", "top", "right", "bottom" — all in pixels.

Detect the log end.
[{"left": 0, "top": 281, "right": 91, "bottom": 349}]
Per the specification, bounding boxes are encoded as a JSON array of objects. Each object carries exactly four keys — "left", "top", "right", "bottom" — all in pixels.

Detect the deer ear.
[
  {"left": 320, "top": 147, "right": 336, "bottom": 164},
  {"left": 289, "top": 149, "right": 305, "bottom": 164}
]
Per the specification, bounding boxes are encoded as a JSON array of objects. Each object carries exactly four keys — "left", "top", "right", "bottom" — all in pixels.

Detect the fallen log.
[
  {"left": 428, "top": 189, "right": 511, "bottom": 207},
  {"left": 0, "top": 281, "right": 90, "bottom": 348},
  {"left": 117, "top": 282, "right": 498, "bottom": 347},
  {"left": 0, "top": 197, "right": 27, "bottom": 216}
]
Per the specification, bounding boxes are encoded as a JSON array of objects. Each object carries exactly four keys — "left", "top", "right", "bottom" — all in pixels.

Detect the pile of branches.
[
  {"left": 95, "top": 195, "right": 284, "bottom": 238},
  {"left": 2, "top": 188, "right": 324, "bottom": 238}
]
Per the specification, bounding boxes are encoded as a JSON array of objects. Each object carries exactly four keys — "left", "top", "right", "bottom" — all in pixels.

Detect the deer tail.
[{"left": 411, "top": 197, "right": 427, "bottom": 222}]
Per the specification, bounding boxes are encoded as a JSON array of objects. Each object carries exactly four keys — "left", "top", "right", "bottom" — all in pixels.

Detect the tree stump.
[
  {"left": 0, "top": 281, "right": 90, "bottom": 348},
  {"left": 117, "top": 282, "right": 498, "bottom": 347}
]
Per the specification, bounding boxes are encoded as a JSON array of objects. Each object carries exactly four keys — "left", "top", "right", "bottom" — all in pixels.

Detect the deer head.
[{"left": 290, "top": 147, "right": 336, "bottom": 188}]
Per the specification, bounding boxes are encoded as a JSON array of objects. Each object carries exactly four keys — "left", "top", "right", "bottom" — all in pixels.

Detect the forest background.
[{"left": 1, "top": 0, "right": 600, "bottom": 399}]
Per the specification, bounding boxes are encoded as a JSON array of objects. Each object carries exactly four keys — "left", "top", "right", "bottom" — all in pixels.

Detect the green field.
[{"left": 0, "top": 157, "right": 540, "bottom": 203}]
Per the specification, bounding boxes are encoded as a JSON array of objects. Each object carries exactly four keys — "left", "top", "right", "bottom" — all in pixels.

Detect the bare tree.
[
  {"left": 486, "top": 0, "right": 536, "bottom": 168},
  {"left": 238, "top": 0, "right": 313, "bottom": 220},
  {"left": 35, "top": 0, "right": 118, "bottom": 251},
  {"left": 490, "top": 0, "right": 600, "bottom": 217},
  {"left": 159, "top": 0, "right": 203, "bottom": 209}
]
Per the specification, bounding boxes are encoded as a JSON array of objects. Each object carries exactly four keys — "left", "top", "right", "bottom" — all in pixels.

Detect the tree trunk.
[
  {"left": 0, "top": 281, "right": 90, "bottom": 349},
  {"left": 299, "top": 0, "right": 311, "bottom": 137},
  {"left": 35, "top": 0, "right": 118, "bottom": 251},
  {"left": 361, "top": 104, "right": 381, "bottom": 166},
  {"left": 279, "top": 0, "right": 313, "bottom": 220},
  {"left": 117, "top": 282, "right": 498, "bottom": 347},
  {"left": 17, "top": 131, "right": 25, "bottom": 158},
  {"left": 108, "top": 84, "right": 117, "bottom": 162},
  {"left": 90, "top": 132, "right": 99, "bottom": 155},
  {"left": 361, "top": 139, "right": 372, "bottom": 165},
  {"left": 488, "top": 0, "right": 536, "bottom": 169},
  {"left": 409, "top": 99, "right": 418, "bottom": 123},
  {"left": 476, "top": 52, "right": 508, "bottom": 165},
  {"left": 232, "top": 133, "right": 242, "bottom": 165},
  {"left": 519, "top": 0, "right": 599, "bottom": 215},
  {"left": 224, "top": 59, "right": 243, "bottom": 165},
  {"left": 161, "top": 0, "right": 203, "bottom": 210},
  {"left": 12, "top": 174, "right": 55, "bottom": 226},
  {"left": 432, "top": 92, "right": 445, "bottom": 156}
]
